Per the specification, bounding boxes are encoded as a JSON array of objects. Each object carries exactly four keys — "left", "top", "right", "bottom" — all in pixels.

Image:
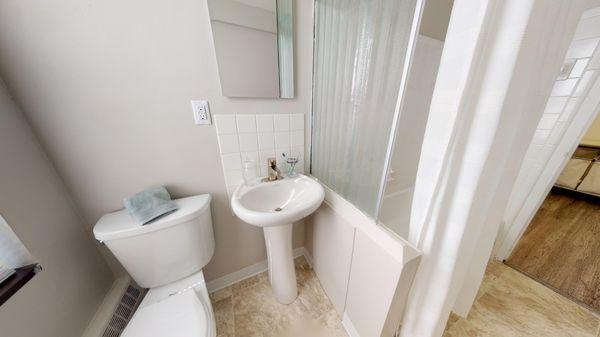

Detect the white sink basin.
[
  {"left": 231, "top": 174, "right": 324, "bottom": 304},
  {"left": 231, "top": 174, "right": 325, "bottom": 227}
]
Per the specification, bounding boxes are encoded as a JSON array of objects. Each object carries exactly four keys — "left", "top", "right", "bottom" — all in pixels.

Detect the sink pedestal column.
[{"left": 263, "top": 223, "right": 297, "bottom": 304}]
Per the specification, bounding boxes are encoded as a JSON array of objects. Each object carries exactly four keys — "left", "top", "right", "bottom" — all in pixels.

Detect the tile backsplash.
[{"left": 215, "top": 114, "right": 305, "bottom": 193}]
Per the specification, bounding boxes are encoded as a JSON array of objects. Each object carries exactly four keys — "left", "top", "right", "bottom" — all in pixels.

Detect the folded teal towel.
[{"left": 123, "top": 186, "right": 178, "bottom": 225}]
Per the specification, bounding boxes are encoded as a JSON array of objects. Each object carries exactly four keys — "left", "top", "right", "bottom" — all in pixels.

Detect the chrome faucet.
[{"left": 263, "top": 157, "right": 282, "bottom": 182}]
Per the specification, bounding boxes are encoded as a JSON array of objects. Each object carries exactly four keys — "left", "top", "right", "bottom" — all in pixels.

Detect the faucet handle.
[{"left": 267, "top": 157, "right": 277, "bottom": 168}]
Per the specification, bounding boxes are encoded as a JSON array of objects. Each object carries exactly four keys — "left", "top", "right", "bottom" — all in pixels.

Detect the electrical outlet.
[{"left": 191, "top": 100, "right": 212, "bottom": 125}]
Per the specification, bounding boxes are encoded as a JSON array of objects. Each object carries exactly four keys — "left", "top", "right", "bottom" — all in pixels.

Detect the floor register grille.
[{"left": 102, "top": 284, "right": 146, "bottom": 337}]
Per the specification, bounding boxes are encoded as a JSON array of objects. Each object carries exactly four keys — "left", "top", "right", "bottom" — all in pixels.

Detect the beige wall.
[
  {"left": 581, "top": 112, "right": 600, "bottom": 146},
  {"left": 0, "top": 0, "right": 313, "bottom": 281},
  {"left": 420, "top": 0, "right": 454, "bottom": 41},
  {"left": 0, "top": 81, "right": 113, "bottom": 337}
]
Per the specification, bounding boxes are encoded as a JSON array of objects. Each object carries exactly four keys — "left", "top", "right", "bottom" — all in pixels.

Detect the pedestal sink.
[{"left": 231, "top": 174, "right": 325, "bottom": 304}]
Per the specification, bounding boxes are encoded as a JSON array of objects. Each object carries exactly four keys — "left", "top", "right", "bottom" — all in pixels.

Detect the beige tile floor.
[
  {"left": 210, "top": 257, "right": 348, "bottom": 337},
  {"left": 444, "top": 260, "right": 600, "bottom": 337},
  {"left": 211, "top": 257, "right": 600, "bottom": 337}
]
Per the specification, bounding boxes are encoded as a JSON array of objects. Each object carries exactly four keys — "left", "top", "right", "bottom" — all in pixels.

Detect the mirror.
[{"left": 208, "top": 0, "right": 294, "bottom": 98}]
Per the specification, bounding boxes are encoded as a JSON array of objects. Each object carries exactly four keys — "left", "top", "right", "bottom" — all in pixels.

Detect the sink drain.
[{"left": 274, "top": 207, "right": 283, "bottom": 212}]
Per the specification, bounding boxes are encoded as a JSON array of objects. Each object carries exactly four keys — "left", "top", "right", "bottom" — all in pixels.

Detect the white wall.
[
  {"left": 0, "top": 81, "right": 113, "bottom": 337},
  {"left": 0, "top": 0, "right": 313, "bottom": 281},
  {"left": 419, "top": 0, "right": 454, "bottom": 41}
]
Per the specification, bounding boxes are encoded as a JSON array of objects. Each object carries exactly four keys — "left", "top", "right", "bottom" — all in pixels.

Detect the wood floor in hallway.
[{"left": 506, "top": 189, "right": 600, "bottom": 313}]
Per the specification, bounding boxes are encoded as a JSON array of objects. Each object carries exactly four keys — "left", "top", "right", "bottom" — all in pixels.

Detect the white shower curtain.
[{"left": 400, "top": 1, "right": 587, "bottom": 336}]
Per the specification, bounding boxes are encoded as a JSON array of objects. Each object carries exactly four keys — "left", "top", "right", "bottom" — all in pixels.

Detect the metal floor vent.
[{"left": 102, "top": 284, "right": 146, "bottom": 337}]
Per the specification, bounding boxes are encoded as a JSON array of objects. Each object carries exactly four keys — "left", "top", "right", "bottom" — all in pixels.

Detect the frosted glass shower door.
[{"left": 311, "top": 0, "right": 420, "bottom": 217}]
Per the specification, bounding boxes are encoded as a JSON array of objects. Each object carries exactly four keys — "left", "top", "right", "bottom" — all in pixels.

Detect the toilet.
[{"left": 93, "top": 194, "right": 216, "bottom": 337}]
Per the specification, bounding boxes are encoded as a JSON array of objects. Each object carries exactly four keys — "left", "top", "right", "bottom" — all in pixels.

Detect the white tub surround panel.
[
  {"left": 308, "top": 184, "right": 422, "bottom": 337},
  {"left": 307, "top": 203, "right": 355, "bottom": 315},
  {"left": 215, "top": 113, "right": 304, "bottom": 194},
  {"left": 402, "top": 1, "right": 586, "bottom": 336}
]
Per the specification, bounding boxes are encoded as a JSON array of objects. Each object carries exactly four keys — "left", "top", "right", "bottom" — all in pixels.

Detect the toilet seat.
[{"left": 121, "top": 271, "right": 216, "bottom": 337}]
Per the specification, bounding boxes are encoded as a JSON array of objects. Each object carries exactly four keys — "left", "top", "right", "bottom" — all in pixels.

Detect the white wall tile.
[
  {"left": 257, "top": 132, "right": 275, "bottom": 150},
  {"left": 256, "top": 114, "right": 274, "bottom": 132},
  {"left": 573, "top": 70, "right": 595, "bottom": 96},
  {"left": 547, "top": 122, "right": 568, "bottom": 145},
  {"left": 238, "top": 133, "right": 258, "bottom": 152},
  {"left": 227, "top": 186, "right": 237, "bottom": 200},
  {"left": 241, "top": 151, "right": 259, "bottom": 166},
  {"left": 588, "top": 47, "right": 600, "bottom": 69},
  {"left": 214, "top": 114, "right": 237, "bottom": 134},
  {"left": 551, "top": 78, "right": 578, "bottom": 96},
  {"left": 566, "top": 38, "right": 600, "bottom": 58},
  {"left": 291, "top": 147, "right": 305, "bottom": 159},
  {"left": 215, "top": 114, "right": 305, "bottom": 182},
  {"left": 274, "top": 131, "right": 291, "bottom": 149},
  {"left": 274, "top": 114, "right": 290, "bottom": 131},
  {"left": 290, "top": 114, "right": 305, "bottom": 130},
  {"left": 537, "top": 113, "right": 560, "bottom": 130},
  {"left": 224, "top": 169, "right": 243, "bottom": 187},
  {"left": 290, "top": 130, "right": 304, "bottom": 147},
  {"left": 574, "top": 15, "right": 600, "bottom": 40},
  {"left": 259, "top": 150, "right": 276, "bottom": 163},
  {"left": 532, "top": 129, "right": 551, "bottom": 144},
  {"left": 525, "top": 144, "right": 544, "bottom": 163},
  {"left": 259, "top": 166, "right": 268, "bottom": 177},
  {"left": 570, "top": 58, "right": 589, "bottom": 78},
  {"left": 582, "top": 7, "right": 600, "bottom": 19},
  {"left": 559, "top": 98, "right": 578, "bottom": 122},
  {"left": 236, "top": 115, "right": 257, "bottom": 133},
  {"left": 221, "top": 153, "right": 242, "bottom": 171},
  {"left": 296, "top": 160, "right": 305, "bottom": 174},
  {"left": 276, "top": 148, "right": 291, "bottom": 162},
  {"left": 543, "top": 97, "right": 568, "bottom": 114},
  {"left": 218, "top": 134, "right": 240, "bottom": 153}
]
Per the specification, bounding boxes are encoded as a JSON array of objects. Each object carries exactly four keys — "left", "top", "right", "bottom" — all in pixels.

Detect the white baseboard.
[
  {"left": 342, "top": 312, "right": 362, "bottom": 337},
  {"left": 302, "top": 247, "right": 313, "bottom": 267},
  {"left": 206, "top": 247, "right": 310, "bottom": 293},
  {"left": 82, "top": 276, "right": 131, "bottom": 337}
]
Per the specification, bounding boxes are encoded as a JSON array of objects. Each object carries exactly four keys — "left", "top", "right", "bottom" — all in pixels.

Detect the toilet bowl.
[{"left": 93, "top": 194, "right": 216, "bottom": 337}]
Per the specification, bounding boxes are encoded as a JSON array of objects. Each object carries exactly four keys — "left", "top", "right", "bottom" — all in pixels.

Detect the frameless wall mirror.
[{"left": 207, "top": 0, "right": 294, "bottom": 98}]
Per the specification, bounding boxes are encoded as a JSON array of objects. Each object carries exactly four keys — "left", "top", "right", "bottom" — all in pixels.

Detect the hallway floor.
[
  {"left": 209, "top": 257, "right": 348, "bottom": 337},
  {"left": 444, "top": 260, "right": 599, "bottom": 337},
  {"left": 506, "top": 190, "right": 600, "bottom": 313}
]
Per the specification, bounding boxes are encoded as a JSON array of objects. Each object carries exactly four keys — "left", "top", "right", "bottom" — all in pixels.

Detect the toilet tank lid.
[{"left": 93, "top": 194, "right": 211, "bottom": 242}]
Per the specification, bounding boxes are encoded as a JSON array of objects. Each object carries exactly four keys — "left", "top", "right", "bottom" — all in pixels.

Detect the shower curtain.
[{"left": 400, "top": 0, "right": 587, "bottom": 336}]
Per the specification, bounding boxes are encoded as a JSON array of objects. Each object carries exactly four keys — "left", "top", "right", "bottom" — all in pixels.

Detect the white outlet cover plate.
[{"left": 191, "top": 100, "right": 212, "bottom": 125}]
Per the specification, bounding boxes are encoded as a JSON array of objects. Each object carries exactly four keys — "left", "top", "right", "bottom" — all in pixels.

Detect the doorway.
[
  {"left": 505, "top": 141, "right": 600, "bottom": 313},
  {"left": 494, "top": 5, "right": 600, "bottom": 316}
]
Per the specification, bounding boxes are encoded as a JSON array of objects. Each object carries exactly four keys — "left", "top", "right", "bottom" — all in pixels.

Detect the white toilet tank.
[{"left": 93, "top": 194, "right": 214, "bottom": 288}]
